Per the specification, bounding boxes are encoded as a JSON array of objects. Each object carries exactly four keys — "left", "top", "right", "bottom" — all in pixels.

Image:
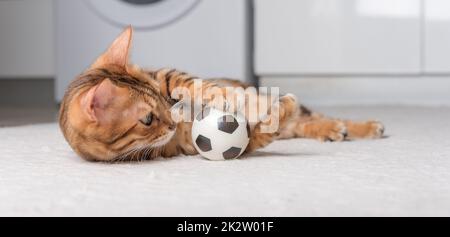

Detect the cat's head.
[{"left": 59, "top": 27, "right": 177, "bottom": 162}]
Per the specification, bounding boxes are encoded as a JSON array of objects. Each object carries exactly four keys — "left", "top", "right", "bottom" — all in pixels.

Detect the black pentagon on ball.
[
  {"left": 195, "top": 135, "right": 212, "bottom": 152},
  {"left": 217, "top": 115, "right": 239, "bottom": 134},
  {"left": 223, "top": 147, "right": 242, "bottom": 160},
  {"left": 196, "top": 107, "right": 211, "bottom": 121}
]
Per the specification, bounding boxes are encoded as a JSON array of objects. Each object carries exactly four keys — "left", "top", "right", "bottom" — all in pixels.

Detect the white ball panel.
[{"left": 191, "top": 108, "right": 249, "bottom": 161}]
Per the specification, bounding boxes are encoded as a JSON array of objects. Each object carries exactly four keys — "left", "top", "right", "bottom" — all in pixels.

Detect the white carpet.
[{"left": 1, "top": 107, "right": 450, "bottom": 217}]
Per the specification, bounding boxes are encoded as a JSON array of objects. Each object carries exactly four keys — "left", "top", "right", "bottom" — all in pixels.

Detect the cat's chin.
[{"left": 151, "top": 130, "right": 176, "bottom": 148}]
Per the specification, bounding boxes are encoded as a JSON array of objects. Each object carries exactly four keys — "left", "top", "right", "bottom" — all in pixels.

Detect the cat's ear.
[
  {"left": 81, "top": 79, "right": 120, "bottom": 123},
  {"left": 91, "top": 26, "right": 133, "bottom": 69}
]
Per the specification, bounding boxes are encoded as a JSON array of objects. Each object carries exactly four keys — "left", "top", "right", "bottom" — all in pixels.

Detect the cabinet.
[
  {"left": 424, "top": 0, "right": 450, "bottom": 73},
  {"left": 255, "top": 0, "right": 422, "bottom": 75}
]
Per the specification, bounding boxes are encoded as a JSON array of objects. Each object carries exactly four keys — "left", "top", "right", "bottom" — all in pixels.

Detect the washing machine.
[{"left": 55, "top": 0, "right": 252, "bottom": 101}]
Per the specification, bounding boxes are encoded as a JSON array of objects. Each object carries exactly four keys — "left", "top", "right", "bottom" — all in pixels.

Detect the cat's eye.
[{"left": 140, "top": 113, "right": 154, "bottom": 126}]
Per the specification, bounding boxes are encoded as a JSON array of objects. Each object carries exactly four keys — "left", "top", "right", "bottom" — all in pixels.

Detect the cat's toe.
[
  {"left": 319, "top": 121, "right": 347, "bottom": 142},
  {"left": 282, "top": 93, "right": 298, "bottom": 104},
  {"left": 369, "top": 121, "right": 385, "bottom": 139},
  {"left": 278, "top": 94, "right": 299, "bottom": 121}
]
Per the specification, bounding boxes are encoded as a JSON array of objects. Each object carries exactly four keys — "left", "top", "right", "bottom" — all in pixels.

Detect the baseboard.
[
  {"left": 259, "top": 76, "right": 450, "bottom": 106},
  {"left": 0, "top": 78, "right": 55, "bottom": 107}
]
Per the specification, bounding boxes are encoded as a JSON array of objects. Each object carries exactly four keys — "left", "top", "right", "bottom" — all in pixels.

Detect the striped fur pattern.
[{"left": 59, "top": 27, "right": 385, "bottom": 162}]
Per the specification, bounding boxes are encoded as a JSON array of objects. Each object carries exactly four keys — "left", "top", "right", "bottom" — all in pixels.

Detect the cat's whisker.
[
  {"left": 142, "top": 147, "right": 148, "bottom": 161},
  {"left": 115, "top": 146, "right": 143, "bottom": 163},
  {"left": 138, "top": 149, "right": 144, "bottom": 162},
  {"left": 132, "top": 149, "right": 139, "bottom": 162},
  {"left": 145, "top": 147, "right": 153, "bottom": 160}
]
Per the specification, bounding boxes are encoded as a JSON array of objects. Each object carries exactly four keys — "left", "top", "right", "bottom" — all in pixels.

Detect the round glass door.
[
  {"left": 84, "top": 0, "right": 200, "bottom": 29},
  {"left": 121, "top": 0, "right": 163, "bottom": 5}
]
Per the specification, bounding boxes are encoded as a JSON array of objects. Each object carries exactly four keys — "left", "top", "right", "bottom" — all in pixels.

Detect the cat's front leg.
[
  {"left": 153, "top": 68, "right": 235, "bottom": 113},
  {"left": 246, "top": 94, "right": 299, "bottom": 153}
]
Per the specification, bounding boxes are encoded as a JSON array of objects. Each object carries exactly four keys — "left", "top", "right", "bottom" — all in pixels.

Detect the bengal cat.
[{"left": 59, "top": 27, "right": 385, "bottom": 162}]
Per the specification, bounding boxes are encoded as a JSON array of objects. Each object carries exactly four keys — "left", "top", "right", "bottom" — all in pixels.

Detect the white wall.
[{"left": 0, "top": 0, "right": 54, "bottom": 78}]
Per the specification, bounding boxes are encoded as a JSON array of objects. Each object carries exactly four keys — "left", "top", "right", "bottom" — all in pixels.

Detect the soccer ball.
[{"left": 192, "top": 107, "right": 250, "bottom": 161}]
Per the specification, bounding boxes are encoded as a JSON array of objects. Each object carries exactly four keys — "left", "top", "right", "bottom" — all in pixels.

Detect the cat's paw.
[
  {"left": 281, "top": 93, "right": 298, "bottom": 104},
  {"left": 206, "top": 98, "right": 237, "bottom": 114},
  {"left": 278, "top": 94, "right": 300, "bottom": 122},
  {"left": 366, "top": 121, "right": 385, "bottom": 139},
  {"left": 345, "top": 120, "right": 385, "bottom": 140},
  {"left": 316, "top": 121, "right": 348, "bottom": 142}
]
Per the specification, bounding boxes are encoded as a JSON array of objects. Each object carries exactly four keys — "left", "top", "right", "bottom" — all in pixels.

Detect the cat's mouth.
[{"left": 151, "top": 130, "right": 176, "bottom": 148}]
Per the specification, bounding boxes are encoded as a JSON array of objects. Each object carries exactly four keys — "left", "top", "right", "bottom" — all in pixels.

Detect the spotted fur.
[{"left": 59, "top": 27, "right": 385, "bottom": 162}]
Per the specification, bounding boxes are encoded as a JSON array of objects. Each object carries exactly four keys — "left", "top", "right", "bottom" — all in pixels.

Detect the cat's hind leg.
[{"left": 278, "top": 106, "right": 385, "bottom": 141}]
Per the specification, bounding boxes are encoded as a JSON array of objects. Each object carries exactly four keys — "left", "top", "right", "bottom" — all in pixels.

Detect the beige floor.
[{"left": 1, "top": 106, "right": 450, "bottom": 216}]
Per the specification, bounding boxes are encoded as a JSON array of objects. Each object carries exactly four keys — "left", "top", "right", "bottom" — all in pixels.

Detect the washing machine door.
[{"left": 84, "top": 0, "right": 200, "bottom": 29}]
